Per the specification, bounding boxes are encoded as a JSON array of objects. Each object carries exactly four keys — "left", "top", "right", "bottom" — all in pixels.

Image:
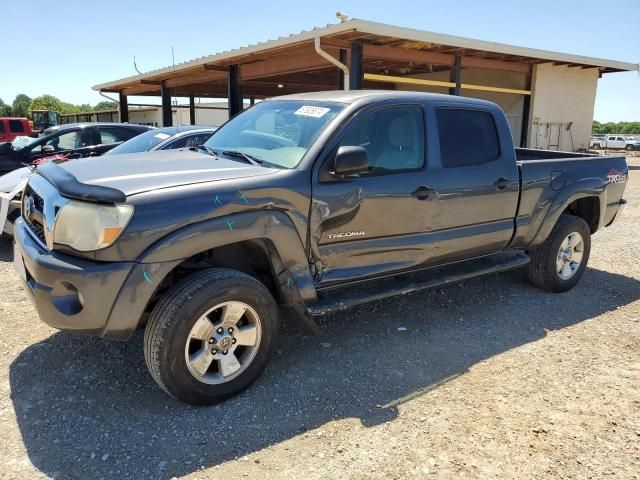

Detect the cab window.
[{"left": 336, "top": 106, "right": 425, "bottom": 176}]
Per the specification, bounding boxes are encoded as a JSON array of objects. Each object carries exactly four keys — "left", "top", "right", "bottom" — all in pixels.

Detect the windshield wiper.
[
  {"left": 197, "top": 144, "right": 219, "bottom": 159},
  {"left": 222, "top": 150, "right": 263, "bottom": 166}
]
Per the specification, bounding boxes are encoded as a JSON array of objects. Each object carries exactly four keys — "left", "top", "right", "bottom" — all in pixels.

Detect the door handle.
[
  {"left": 411, "top": 185, "right": 437, "bottom": 200},
  {"left": 494, "top": 177, "right": 510, "bottom": 190}
]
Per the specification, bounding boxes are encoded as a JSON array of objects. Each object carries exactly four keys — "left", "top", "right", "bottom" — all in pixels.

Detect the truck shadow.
[{"left": 9, "top": 266, "right": 640, "bottom": 479}]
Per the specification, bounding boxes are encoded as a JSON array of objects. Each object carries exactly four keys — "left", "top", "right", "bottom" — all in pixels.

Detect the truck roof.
[{"left": 272, "top": 89, "right": 496, "bottom": 107}]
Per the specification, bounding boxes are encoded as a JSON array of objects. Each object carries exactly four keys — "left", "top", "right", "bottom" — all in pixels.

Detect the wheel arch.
[
  {"left": 529, "top": 185, "right": 606, "bottom": 248},
  {"left": 103, "top": 210, "right": 319, "bottom": 340}
]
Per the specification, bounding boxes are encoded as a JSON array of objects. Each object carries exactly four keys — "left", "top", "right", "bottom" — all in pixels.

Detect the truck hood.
[{"left": 54, "top": 149, "right": 277, "bottom": 196}]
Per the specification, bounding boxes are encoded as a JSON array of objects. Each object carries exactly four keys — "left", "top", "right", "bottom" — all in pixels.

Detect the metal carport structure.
[{"left": 93, "top": 19, "right": 638, "bottom": 148}]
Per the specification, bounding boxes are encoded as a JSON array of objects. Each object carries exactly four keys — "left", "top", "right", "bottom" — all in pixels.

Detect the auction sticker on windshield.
[
  {"left": 294, "top": 106, "right": 331, "bottom": 118},
  {"left": 154, "top": 133, "right": 171, "bottom": 140}
]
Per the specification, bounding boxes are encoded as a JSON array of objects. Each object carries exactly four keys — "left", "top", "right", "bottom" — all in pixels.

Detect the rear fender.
[{"left": 529, "top": 177, "right": 606, "bottom": 248}]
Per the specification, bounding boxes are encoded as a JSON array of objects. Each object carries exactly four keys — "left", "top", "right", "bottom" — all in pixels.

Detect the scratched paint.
[{"left": 143, "top": 272, "right": 152, "bottom": 284}]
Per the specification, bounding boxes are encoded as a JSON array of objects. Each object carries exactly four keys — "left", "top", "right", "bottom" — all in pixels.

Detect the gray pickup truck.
[{"left": 13, "top": 91, "right": 628, "bottom": 405}]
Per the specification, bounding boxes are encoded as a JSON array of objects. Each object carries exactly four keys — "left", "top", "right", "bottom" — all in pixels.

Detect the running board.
[{"left": 307, "top": 252, "right": 530, "bottom": 316}]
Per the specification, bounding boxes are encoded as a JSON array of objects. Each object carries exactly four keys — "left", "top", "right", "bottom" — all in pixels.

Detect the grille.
[
  {"left": 32, "top": 191, "right": 44, "bottom": 211},
  {"left": 22, "top": 184, "right": 48, "bottom": 248},
  {"left": 28, "top": 221, "right": 46, "bottom": 245}
]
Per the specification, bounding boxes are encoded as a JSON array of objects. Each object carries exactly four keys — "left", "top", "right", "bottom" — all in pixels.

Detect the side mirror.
[
  {"left": 333, "top": 146, "right": 369, "bottom": 176},
  {"left": 41, "top": 145, "right": 55, "bottom": 154}
]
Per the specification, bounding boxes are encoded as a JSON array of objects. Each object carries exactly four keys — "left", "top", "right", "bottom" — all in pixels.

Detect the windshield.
[
  {"left": 105, "top": 128, "right": 178, "bottom": 155},
  {"left": 204, "top": 100, "right": 344, "bottom": 168},
  {"left": 11, "top": 135, "right": 38, "bottom": 150}
]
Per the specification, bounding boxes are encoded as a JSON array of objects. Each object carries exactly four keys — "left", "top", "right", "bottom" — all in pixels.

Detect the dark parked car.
[
  {"left": 104, "top": 126, "right": 216, "bottom": 156},
  {"left": 13, "top": 91, "right": 628, "bottom": 405},
  {"left": 0, "top": 122, "right": 153, "bottom": 173}
]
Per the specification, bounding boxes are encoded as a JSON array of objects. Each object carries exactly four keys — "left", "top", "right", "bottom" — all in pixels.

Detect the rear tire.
[
  {"left": 144, "top": 268, "right": 279, "bottom": 405},
  {"left": 526, "top": 214, "right": 591, "bottom": 293},
  {"left": 625, "top": 144, "right": 634, "bottom": 151}
]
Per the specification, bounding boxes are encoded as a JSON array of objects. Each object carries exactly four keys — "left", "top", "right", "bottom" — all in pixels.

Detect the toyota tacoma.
[{"left": 12, "top": 91, "right": 628, "bottom": 405}]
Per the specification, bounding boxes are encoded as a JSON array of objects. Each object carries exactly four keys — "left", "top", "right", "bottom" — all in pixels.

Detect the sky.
[{"left": 2, "top": 0, "right": 638, "bottom": 122}]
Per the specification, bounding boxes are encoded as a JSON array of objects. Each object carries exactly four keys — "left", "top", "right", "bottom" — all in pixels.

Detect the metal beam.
[
  {"left": 228, "top": 64, "right": 243, "bottom": 118},
  {"left": 363, "top": 73, "right": 532, "bottom": 95},
  {"left": 363, "top": 44, "right": 455, "bottom": 66},
  {"left": 189, "top": 95, "right": 196, "bottom": 125},
  {"left": 118, "top": 91, "right": 129, "bottom": 123},
  {"left": 449, "top": 54, "right": 461, "bottom": 95},
  {"left": 240, "top": 47, "right": 338, "bottom": 80},
  {"left": 349, "top": 41, "right": 363, "bottom": 90},
  {"left": 161, "top": 81, "right": 172, "bottom": 127},
  {"left": 461, "top": 56, "right": 531, "bottom": 74}
]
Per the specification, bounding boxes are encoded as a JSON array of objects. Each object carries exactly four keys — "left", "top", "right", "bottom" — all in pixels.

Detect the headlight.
[{"left": 53, "top": 200, "right": 134, "bottom": 251}]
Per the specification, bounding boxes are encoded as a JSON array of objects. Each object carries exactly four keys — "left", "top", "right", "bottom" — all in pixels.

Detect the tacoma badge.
[{"left": 327, "top": 231, "right": 366, "bottom": 239}]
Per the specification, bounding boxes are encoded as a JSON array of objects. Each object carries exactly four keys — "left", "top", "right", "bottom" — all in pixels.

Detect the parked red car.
[{"left": 0, "top": 117, "right": 33, "bottom": 143}]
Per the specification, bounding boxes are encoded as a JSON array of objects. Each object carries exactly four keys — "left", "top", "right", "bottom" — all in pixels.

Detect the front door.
[{"left": 311, "top": 104, "right": 435, "bottom": 286}]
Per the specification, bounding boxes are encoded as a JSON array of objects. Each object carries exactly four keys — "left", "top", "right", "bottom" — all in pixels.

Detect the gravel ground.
[{"left": 0, "top": 157, "right": 638, "bottom": 480}]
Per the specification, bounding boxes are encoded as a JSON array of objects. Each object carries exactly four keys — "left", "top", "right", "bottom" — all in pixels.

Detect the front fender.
[
  {"left": 529, "top": 177, "right": 606, "bottom": 248},
  {"left": 137, "top": 210, "right": 317, "bottom": 304}
]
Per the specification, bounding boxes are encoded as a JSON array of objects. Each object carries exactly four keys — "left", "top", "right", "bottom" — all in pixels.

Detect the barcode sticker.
[{"left": 294, "top": 106, "right": 331, "bottom": 118}]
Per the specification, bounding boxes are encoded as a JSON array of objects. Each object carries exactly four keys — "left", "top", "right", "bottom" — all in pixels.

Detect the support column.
[
  {"left": 339, "top": 49, "right": 348, "bottom": 89},
  {"left": 189, "top": 95, "right": 196, "bottom": 125},
  {"left": 228, "top": 64, "right": 243, "bottom": 118},
  {"left": 118, "top": 91, "right": 129, "bottom": 123},
  {"left": 349, "top": 42, "right": 363, "bottom": 90},
  {"left": 520, "top": 74, "right": 532, "bottom": 147},
  {"left": 249, "top": 96, "right": 255, "bottom": 106},
  {"left": 449, "top": 55, "right": 461, "bottom": 95},
  {"left": 161, "top": 81, "right": 172, "bottom": 127}
]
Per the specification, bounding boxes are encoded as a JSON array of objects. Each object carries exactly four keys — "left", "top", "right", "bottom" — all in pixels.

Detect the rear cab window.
[{"left": 436, "top": 108, "right": 500, "bottom": 168}]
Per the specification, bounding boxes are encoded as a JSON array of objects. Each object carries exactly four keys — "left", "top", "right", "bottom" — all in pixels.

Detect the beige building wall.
[{"left": 529, "top": 64, "right": 599, "bottom": 151}]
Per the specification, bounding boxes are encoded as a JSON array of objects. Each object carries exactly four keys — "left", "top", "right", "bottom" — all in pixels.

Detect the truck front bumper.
[{"left": 13, "top": 218, "right": 178, "bottom": 340}]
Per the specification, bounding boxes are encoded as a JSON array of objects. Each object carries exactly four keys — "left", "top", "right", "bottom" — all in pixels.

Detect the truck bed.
[
  {"left": 511, "top": 148, "right": 628, "bottom": 249},
  {"left": 515, "top": 147, "right": 598, "bottom": 161}
]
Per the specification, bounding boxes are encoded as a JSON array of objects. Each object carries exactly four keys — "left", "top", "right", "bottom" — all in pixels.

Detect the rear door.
[
  {"left": 0, "top": 120, "right": 7, "bottom": 143},
  {"left": 421, "top": 102, "right": 520, "bottom": 264}
]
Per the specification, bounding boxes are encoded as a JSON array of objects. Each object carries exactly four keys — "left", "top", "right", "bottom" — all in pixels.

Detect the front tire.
[
  {"left": 526, "top": 214, "right": 591, "bottom": 293},
  {"left": 625, "top": 144, "right": 634, "bottom": 151},
  {"left": 144, "top": 268, "right": 279, "bottom": 405}
]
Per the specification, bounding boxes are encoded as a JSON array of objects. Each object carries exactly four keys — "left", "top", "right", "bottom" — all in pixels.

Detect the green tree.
[
  {"left": 30, "top": 94, "right": 65, "bottom": 114},
  {"left": 94, "top": 101, "right": 118, "bottom": 111},
  {"left": 0, "top": 98, "right": 11, "bottom": 116},
  {"left": 12, "top": 94, "right": 31, "bottom": 117}
]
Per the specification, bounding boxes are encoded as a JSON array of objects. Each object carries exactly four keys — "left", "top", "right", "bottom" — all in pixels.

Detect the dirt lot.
[{"left": 0, "top": 158, "right": 638, "bottom": 480}]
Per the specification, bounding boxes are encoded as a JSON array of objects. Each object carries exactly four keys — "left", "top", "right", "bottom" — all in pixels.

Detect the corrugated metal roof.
[{"left": 93, "top": 19, "right": 639, "bottom": 91}]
